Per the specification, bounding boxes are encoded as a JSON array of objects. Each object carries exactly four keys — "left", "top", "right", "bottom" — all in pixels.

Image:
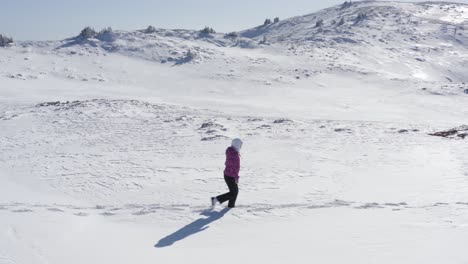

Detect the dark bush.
[
  {"left": 0, "top": 34, "right": 13, "bottom": 47},
  {"left": 225, "top": 32, "right": 239, "bottom": 38},
  {"left": 144, "top": 25, "right": 157, "bottom": 34},
  {"left": 96, "top": 27, "right": 114, "bottom": 41},
  {"left": 315, "top": 19, "right": 324, "bottom": 28},
  {"left": 340, "top": 1, "right": 353, "bottom": 10},
  {"left": 79, "top": 26, "right": 97, "bottom": 39},
  {"left": 264, "top": 18, "right": 272, "bottom": 26},
  {"left": 355, "top": 13, "right": 367, "bottom": 24},
  {"left": 200, "top": 26, "right": 216, "bottom": 35},
  {"left": 337, "top": 18, "right": 345, "bottom": 26}
]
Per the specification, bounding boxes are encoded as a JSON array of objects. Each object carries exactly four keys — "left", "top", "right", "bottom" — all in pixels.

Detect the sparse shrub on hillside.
[
  {"left": 259, "top": 35, "right": 268, "bottom": 45},
  {"left": 264, "top": 18, "right": 272, "bottom": 26},
  {"left": 96, "top": 27, "right": 114, "bottom": 41},
  {"left": 340, "top": 1, "right": 353, "bottom": 10},
  {"left": 100, "top": 27, "right": 112, "bottom": 34},
  {"left": 315, "top": 19, "right": 324, "bottom": 28},
  {"left": 200, "top": 26, "right": 216, "bottom": 35},
  {"left": 174, "top": 49, "right": 197, "bottom": 65},
  {"left": 185, "top": 49, "right": 197, "bottom": 60},
  {"left": 454, "top": 25, "right": 465, "bottom": 36},
  {"left": 354, "top": 13, "right": 367, "bottom": 25},
  {"left": 144, "top": 25, "right": 157, "bottom": 34},
  {"left": 337, "top": 18, "right": 345, "bottom": 27},
  {"left": 97, "top": 27, "right": 112, "bottom": 36},
  {"left": 79, "top": 26, "right": 97, "bottom": 39},
  {"left": 274, "top": 17, "right": 280, "bottom": 23},
  {"left": 224, "top": 32, "right": 239, "bottom": 38},
  {"left": 185, "top": 49, "right": 196, "bottom": 61},
  {"left": 0, "top": 34, "right": 13, "bottom": 47}
]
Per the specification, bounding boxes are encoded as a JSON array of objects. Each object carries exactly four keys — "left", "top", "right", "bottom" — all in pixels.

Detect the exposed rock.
[
  {"left": 201, "top": 135, "right": 229, "bottom": 141},
  {"left": 273, "top": 118, "right": 293, "bottom": 124},
  {"left": 429, "top": 126, "right": 468, "bottom": 139}
]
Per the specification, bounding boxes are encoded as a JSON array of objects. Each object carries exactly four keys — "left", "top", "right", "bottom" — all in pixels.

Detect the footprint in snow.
[
  {"left": 355, "top": 203, "right": 384, "bottom": 209},
  {"left": 434, "top": 202, "right": 450, "bottom": 206},
  {"left": 11, "top": 209, "right": 34, "bottom": 213},
  {"left": 74, "top": 212, "right": 89, "bottom": 217},
  {"left": 384, "top": 203, "right": 404, "bottom": 207},
  {"left": 47, "top": 208, "right": 65, "bottom": 212},
  {"left": 101, "top": 212, "right": 116, "bottom": 216},
  {"left": 132, "top": 210, "right": 155, "bottom": 216}
]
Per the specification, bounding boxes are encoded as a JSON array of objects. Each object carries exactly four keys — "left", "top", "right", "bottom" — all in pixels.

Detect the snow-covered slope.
[
  {"left": 241, "top": 1, "right": 468, "bottom": 82},
  {"left": 8, "top": 1, "right": 468, "bottom": 84},
  {"left": 1, "top": 1, "right": 468, "bottom": 264},
  {"left": 19, "top": 27, "right": 256, "bottom": 65}
]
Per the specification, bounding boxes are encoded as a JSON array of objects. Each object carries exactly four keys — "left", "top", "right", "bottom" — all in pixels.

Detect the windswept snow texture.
[{"left": 1, "top": 1, "right": 468, "bottom": 264}]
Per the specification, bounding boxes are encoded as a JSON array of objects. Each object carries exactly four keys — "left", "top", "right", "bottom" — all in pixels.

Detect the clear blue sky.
[{"left": 2, "top": 0, "right": 468, "bottom": 41}]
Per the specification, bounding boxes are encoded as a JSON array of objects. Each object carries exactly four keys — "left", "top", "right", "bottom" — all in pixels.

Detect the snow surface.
[{"left": 1, "top": 1, "right": 468, "bottom": 264}]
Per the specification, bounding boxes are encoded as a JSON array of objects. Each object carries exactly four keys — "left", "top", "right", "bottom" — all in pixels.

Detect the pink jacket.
[{"left": 224, "top": 147, "right": 240, "bottom": 180}]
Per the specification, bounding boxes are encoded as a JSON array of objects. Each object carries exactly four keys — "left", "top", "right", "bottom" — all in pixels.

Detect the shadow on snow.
[{"left": 154, "top": 207, "right": 230, "bottom": 248}]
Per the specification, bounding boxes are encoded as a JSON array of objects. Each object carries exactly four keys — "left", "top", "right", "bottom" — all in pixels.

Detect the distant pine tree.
[
  {"left": 0, "top": 34, "right": 13, "bottom": 47},
  {"left": 354, "top": 13, "right": 367, "bottom": 25},
  {"left": 79, "top": 26, "right": 97, "bottom": 39},
  {"left": 144, "top": 25, "right": 157, "bottom": 34},
  {"left": 337, "top": 17, "right": 345, "bottom": 27},
  {"left": 274, "top": 17, "right": 280, "bottom": 23},
  {"left": 200, "top": 26, "right": 216, "bottom": 34},
  {"left": 98, "top": 27, "right": 112, "bottom": 35},
  {"left": 264, "top": 18, "right": 272, "bottom": 26},
  {"left": 186, "top": 49, "right": 196, "bottom": 61},
  {"left": 340, "top": 1, "right": 353, "bottom": 10},
  {"left": 225, "top": 32, "right": 239, "bottom": 38},
  {"left": 96, "top": 27, "right": 114, "bottom": 41},
  {"left": 315, "top": 19, "right": 324, "bottom": 28}
]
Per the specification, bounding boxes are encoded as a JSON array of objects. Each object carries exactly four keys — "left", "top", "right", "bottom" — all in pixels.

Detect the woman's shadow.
[{"left": 154, "top": 207, "right": 231, "bottom": 248}]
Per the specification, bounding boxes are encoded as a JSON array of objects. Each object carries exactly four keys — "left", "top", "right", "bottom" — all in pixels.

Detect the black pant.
[{"left": 216, "top": 176, "right": 238, "bottom": 208}]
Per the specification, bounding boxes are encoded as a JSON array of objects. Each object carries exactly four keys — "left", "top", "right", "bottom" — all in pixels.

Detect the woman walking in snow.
[{"left": 211, "top": 138, "right": 243, "bottom": 208}]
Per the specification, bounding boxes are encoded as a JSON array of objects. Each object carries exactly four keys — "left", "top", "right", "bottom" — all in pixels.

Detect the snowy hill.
[
  {"left": 8, "top": 1, "right": 467, "bottom": 85},
  {"left": 1, "top": 1, "right": 468, "bottom": 264},
  {"left": 18, "top": 27, "right": 256, "bottom": 65},
  {"left": 241, "top": 1, "right": 468, "bottom": 82},
  {"left": 8, "top": 1, "right": 468, "bottom": 84}
]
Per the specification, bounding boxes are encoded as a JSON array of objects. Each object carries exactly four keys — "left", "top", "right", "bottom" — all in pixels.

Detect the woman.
[{"left": 211, "top": 138, "right": 243, "bottom": 208}]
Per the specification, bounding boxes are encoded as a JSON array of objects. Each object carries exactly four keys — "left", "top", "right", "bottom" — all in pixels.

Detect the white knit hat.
[{"left": 231, "top": 138, "right": 243, "bottom": 151}]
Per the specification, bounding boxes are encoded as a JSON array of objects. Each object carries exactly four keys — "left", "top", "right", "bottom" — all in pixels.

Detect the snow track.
[{"left": 1, "top": 200, "right": 468, "bottom": 220}]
